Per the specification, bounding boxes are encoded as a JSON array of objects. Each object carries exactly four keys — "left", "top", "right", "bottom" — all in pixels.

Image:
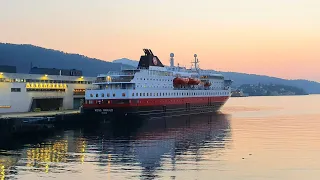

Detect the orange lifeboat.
[
  {"left": 188, "top": 78, "right": 200, "bottom": 85},
  {"left": 173, "top": 77, "right": 189, "bottom": 86}
]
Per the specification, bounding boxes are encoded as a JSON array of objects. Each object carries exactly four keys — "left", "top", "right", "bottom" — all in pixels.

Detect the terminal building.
[{"left": 0, "top": 65, "right": 96, "bottom": 114}]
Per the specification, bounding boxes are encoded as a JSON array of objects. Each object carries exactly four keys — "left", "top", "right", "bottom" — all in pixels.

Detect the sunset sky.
[{"left": 1, "top": 0, "right": 319, "bottom": 81}]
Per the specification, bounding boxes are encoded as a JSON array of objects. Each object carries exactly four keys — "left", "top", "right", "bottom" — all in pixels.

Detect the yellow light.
[
  {"left": 0, "top": 72, "right": 3, "bottom": 75},
  {"left": 0, "top": 105, "right": 11, "bottom": 108},
  {"left": 80, "top": 76, "right": 84, "bottom": 78},
  {"left": 44, "top": 74, "right": 48, "bottom": 77}
]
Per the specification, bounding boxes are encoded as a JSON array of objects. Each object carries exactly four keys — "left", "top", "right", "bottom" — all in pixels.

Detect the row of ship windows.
[
  {"left": 90, "top": 91, "right": 229, "bottom": 98},
  {"left": 136, "top": 77, "right": 224, "bottom": 84},
  {"left": 138, "top": 78, "right": 172, "bottom": 82},
  {"left": 135, "top": 85, "right": 224, "bottom": 89},
  {"left": 0, "top": 78, "right": 92, "bottom": 84},
  {"left": 132, "top": 92, "right": 229, "bottom": 97},
  {"left": 136, "top": 85, "right": 172, "bottom": 88}
]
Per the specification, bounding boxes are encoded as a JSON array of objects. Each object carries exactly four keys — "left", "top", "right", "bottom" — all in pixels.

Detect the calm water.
[{"left": 1, "top": 95, "right": 320, "bottom": 180}]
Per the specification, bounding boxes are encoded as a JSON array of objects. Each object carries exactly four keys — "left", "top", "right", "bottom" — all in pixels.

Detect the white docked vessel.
[
  {"left": 82, "top": 49, "right": 233, "bottom": 119},
  {"left": 0, "top": 67, "right": 96, "bottom": 114}
]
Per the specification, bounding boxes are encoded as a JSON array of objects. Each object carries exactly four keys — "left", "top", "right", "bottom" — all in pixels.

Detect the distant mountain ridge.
[
  {"left": 0, "top": 43, "right": 132, "bottom": 77},
  {"left": 1, "top": 43, "right": 319, "bottom": 94}
]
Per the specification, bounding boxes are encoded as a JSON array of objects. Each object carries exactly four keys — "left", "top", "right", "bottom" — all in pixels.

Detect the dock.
[
  {"left": 0, "top": 110, "right": 80, "bottom": 119},
  {"left": 0, "top": 110, "right": 83, "bottom": 136}
]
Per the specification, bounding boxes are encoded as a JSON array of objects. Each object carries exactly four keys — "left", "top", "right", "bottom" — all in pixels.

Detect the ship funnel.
[{"left": 138, "top": 49, "right": 164, "bottom": 69}]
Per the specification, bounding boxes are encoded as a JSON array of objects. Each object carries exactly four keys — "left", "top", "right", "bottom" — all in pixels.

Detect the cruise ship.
[
  {"left": 82, "top": 49, "right": 232, "bottom": 119},
  {"left": 0, "top": 66, "right": 96, "bottom": 114}
]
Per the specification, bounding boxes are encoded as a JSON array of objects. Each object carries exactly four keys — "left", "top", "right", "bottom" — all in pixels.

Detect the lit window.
[{"left": 122, "top": 93, "right": 125, "bottom": 97}]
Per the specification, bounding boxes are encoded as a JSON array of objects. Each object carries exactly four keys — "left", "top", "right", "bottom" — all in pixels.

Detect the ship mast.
[{"left": 191, "top": 54, "right": 200, "bottom": 72}]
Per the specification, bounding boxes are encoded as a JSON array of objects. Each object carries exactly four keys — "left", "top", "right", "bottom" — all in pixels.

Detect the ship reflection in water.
[{"left": 0, "top": 113, "right": 231, "bottom": 180}]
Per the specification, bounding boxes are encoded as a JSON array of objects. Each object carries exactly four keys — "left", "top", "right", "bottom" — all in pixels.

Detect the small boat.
[
  {"left": 173, "top": 77, "right": 189, "bottom": 85},
  {"left": 204, "top": 81, "right": 211, "bottom": 87}
]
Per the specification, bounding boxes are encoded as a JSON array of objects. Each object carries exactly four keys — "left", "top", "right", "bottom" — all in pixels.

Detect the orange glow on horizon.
[{"left": 1, "top": 0, "right": 319, "bottom": 81}]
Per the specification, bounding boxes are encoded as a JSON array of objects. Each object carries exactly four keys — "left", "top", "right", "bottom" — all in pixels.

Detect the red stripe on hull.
[{"left": 83, "top": 96, "right": 229, "bottom": 108}]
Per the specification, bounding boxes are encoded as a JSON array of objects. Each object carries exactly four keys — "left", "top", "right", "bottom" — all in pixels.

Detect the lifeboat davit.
[
  {"left": 173, "top": 77, "right": 189, "bottom": 85},
  {"left": 188, "top": 78, "right": 200, "bottom": 85}
]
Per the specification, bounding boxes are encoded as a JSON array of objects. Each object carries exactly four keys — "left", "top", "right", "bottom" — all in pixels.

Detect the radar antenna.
[{"left": 170, "top": 53, "right": 174, "bottom": 67}]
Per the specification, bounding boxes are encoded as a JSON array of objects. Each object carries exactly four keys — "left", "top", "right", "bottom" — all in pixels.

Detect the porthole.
[
  {"left": 96, "top": 94, "right": 98, "bottom": 97},
  {"left": 101, "top": 93, "right": 105, "bottom": 97},
  {"left": 107, "top": 93, "right": 110, "bottom": 97},
  {"left": 122, "top": 93, "right": 126, "bottom": 97},
  {"left": 113, "top": 93, "right": 115, "bottom": 97},
  {"left": 90, "top": 94, "right": 93, "bottom": 97}
]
